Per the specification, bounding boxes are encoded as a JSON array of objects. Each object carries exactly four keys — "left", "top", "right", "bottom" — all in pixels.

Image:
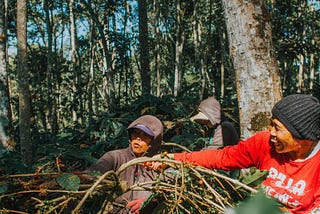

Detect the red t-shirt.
[{"left": 174, "top": 131, "right": 320, "bottom": 213}]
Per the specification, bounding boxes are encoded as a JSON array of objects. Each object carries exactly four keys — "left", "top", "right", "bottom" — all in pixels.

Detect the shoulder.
[
  {"left": 221, "top": 121, "right": 238, "bottom": 134},
  {"left": 101, "top": 147, "right": 132, "bottom": 159}
]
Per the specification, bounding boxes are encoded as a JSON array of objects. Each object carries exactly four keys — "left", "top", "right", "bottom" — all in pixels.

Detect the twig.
[
  {"left": 1, "top": 189, "right": 86, "bottom": 200},
  {"left": 0, "top": 210, "right": 28, "bottom": 214},
  {"left": 189, "top": 167, "right": 230, "bottom": 209},
  {"left": 162, "top": 142, "right": 192, "bottom": 152},
  {"left": 0, "top": 172, "right": 60, "bottom": 179},
  {"left": 45, "top": 196, "right": 75, "bottom": 214},
  {"left": 195, "top": 166, "right": 257, "bottom": 193},
  {"left": 169, "top": 162, "right": 185, "bottom": 214},
  {"left": 72, "top": 170, "right": 117, "bottom": 213}
]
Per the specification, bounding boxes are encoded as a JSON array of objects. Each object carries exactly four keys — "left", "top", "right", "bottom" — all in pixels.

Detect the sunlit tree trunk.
[
  {"left": 154, "top": 0, "right": 161, "bottom": 97},
  {"left": 138, "top": 0, "right": 151, "bottom": 96},
  {"left": 69, "top": 0, "right": 78, "bottom": 124},
  {"left": 17, "top": 0, "right": 32, "bottom": 166},
  {"left": 173, "top": 0, "right": 185, "bottom": 97},
  {"left": 0, "top": 0, "right": 10, "bottom": 148},
  {"left": 193, "top": 2, "right": 205, "bottom": 100},
  {"left": 101, "top": 18, "right": 116, "bottom": 112},
  {"left": 88, "top": 18, "right": 95, "bottom": 126},
  {"left": 110, "top": 14, "right": 118, "bottom": 104},
  {"left": 297, "top": 53, "right": 304, "bottom": 93},
  {"left": 222, "top": 0, "right": 282, "bottom": 138},
  {"left": 309, "top": 44, "right": 315, "bottom": 91},
  {"left": 297, "top": 1, "right": 307, "bottom": 93},
  {"left": 124, "top": 0, "right": 131, "bottom": 103},
  {"left": 309, "top": 4, "right": 315, "bottom": 91}
]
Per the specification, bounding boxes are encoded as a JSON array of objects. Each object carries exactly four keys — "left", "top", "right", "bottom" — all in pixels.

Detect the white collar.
[{"left": 305, "top": 140, "right": 320, "bottom": 160}]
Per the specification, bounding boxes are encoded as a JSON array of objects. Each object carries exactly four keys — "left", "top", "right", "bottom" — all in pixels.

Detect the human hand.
[
  {"left": 126, "top": 197, "right": 147, "bottom": 214},
  {"left": 143, "top": 161, "right": 168, "bottom": 171},
  {"left": 146, "top": 153, "right": 174, "bottom": 171}
]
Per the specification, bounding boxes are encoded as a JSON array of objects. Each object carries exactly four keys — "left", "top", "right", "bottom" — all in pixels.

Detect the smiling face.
[
  {"left": 129, "top": 129, "right": 153, "bottom": 157},
  {"left": 268, "top": 118, "right": 300, "bottom": 154}
]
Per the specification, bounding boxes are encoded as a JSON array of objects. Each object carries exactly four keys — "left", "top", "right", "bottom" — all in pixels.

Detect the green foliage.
[
  {"left": 137, "top": 161, "right": 261, "bottom": 214},
  {"left": 239, "top": 168, "right": 268, "bottom": 189},
  {"left": 0, "top": 183, "right": 8, "bottom": 194},
  {"left": 232, "top": 190, "right": 282, "bottom": 214},
  {"left": 56, "top": 173, "right": 80, "bottom": 191}
]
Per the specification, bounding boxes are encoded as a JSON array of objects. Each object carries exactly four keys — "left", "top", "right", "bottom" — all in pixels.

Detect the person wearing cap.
[
  {"left": 86, "top": 115, "right": 163, "bottom": 214},
  {"left": 191, "top": 96, "right": 239, "bottom": 149},
  {"left": 153, "top": 94, "right": 320, "bottom": 213}
]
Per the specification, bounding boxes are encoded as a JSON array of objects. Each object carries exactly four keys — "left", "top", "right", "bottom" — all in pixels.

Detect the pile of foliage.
[
  {"left": 0, "top": 152, "right": 281, "bottom": 213},
  {"left": 0, "top": 96, "right": 282, "bottom": 213}
]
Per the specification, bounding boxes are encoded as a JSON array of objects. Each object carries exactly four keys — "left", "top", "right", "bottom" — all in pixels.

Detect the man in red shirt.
[{"left": 155, "top": 94, "right": 320, "bottom": 214}]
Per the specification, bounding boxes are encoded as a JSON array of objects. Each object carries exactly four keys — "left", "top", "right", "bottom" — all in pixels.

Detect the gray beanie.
[{"left": 271, "top": 94, "right": 320, "bottom": 141}]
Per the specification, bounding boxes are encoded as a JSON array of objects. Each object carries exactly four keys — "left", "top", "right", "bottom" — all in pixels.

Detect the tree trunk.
[
  {"left": 69, "top": 0, "right": 78, "bottom": 124},
  {"left": 297, "top": 53, "right": 304, "bottom": 93},
  {"left": 309, "top": 4, "right": 315, "bottom": 91},
  {"left": 173, "top": 0, "right": 185, "bottom": 97},
  {"left": 80, "top": 0, "right": 115, "bottom": 112},
  {"left": 154, "top": 0, "right": 161, "bottom": 97},
  {"left": 222, "top": 0, "right": 282, "bottom": 138},
  {"left": 88, "top": 18, "right": 95, "bottom": 126},
  {"left": 193, "top": 2, "right": 205, "bottom": 100},
  {"left": 0, "top": 0, "right": 10, "bottom": 148},
  {"left": 44, "top": 0, "right": 58, "bottom": 140},
  {"left": 17, "top": 0, "right": 32, "bottom": 166},
  {"left": 138, "top": 0, "right": 151, "bottom": 96}
]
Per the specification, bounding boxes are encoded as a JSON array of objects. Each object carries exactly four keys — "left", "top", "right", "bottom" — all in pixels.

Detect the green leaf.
[
  {"left": 239, "top": 168, "right": 268, "bottom": 188},
  {"left": 233, "top": 190, "right": 282, "bottom": 214},
  {"left": 56, "top": 173, "right": 80, "bottom": 191}
]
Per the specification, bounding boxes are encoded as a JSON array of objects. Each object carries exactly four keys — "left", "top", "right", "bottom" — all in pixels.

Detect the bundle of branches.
[
  {"left": 116, "top": 156, "right": 269, "bottom": 214},
  {"left": 0, "top": 155, "right": 268, "bottom": 214}
]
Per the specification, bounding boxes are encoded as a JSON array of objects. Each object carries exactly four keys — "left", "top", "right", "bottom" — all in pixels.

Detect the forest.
[{"left": 0, "top": 0, "right": 319, "bottom": 213}]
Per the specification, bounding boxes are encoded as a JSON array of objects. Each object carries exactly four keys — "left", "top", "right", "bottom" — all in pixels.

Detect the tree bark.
[
  {"left": 44, "top": 0, "right": 58, "bottom": 139},
  {"left": 17, "top": 0, "right": 32, "bottom": 166},
  {"left": 173, "top": 0, "right": 184, "bottom": 97},
  {"left": 0, "top": 0, "right": 10, "bottom": 148},
  {"left": 138, "top": 0, "right": 151, "bottom": 96},
  {"left": 154, "top": 0, "right": 161, "bottom": 97},
  {"left": 222, "top": 0, "right": 282, "bottom": 138},
  {"left": 69, "top": 0, "right": 78, "bottom": 124}
]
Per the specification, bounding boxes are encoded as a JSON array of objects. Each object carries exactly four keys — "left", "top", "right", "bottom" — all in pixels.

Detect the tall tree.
[
  {"left": 173, "top": 0, "right": 185, "bottom": 97},
  {"left": 17, "top": 0, "right": 32, "bottom": 165},
  {"left": 138, "top": 0, "right": 151, "bottom": 95},
  {"left": 0, "top": 0, "right": 10, "bottom": 148},
  {"left": 154, "top": 0, "right": 161, "bottom": 97},
  {"left": 44, "top": 0, "right": 57, "bottom": 137},
  {"left": 69, "top": 0, "right": 78, "bottom": 124},
  {"left": 80, "top": 0, "right": 116, "bottom": 112},
  {"left": 221, "top": 0, "right": 282, "bottom": 138}
]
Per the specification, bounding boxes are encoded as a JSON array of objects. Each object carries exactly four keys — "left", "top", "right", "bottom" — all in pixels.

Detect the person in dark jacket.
[
  {"left": 86, "top": 115, "right": 163, "bottom": 214},
  {"left": 190, "top": 96, "right": 239, "bottom": 149}
]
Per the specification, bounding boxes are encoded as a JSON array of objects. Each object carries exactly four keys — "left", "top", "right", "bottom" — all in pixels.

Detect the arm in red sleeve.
[{"left": 174, "top": 131, "right": 271, "bottom": 170}]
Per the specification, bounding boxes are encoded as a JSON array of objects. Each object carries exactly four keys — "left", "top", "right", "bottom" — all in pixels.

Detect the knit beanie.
[{"left": 271, "top": 94, "right": 320, "bottom": 141}]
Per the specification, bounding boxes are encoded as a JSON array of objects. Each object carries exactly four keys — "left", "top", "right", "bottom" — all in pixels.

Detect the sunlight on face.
[
  {"left": 268, "top": 118, "right": 300, "bottom": 153},
  {"left": 129, "top": 129, "right": 153, "bottom": 157}
]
